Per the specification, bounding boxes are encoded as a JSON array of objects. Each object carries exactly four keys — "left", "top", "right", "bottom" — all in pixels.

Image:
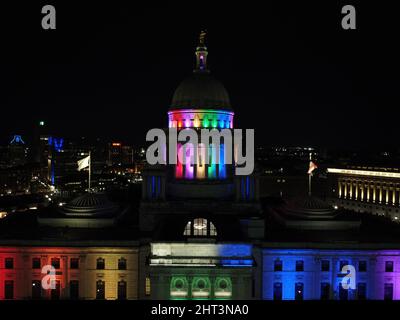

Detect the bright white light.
[{"left": 327, "top": 168, "right": 400, "bottom": 179}]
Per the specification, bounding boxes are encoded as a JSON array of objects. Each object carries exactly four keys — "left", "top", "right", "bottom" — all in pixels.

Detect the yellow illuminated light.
[
  {"left": 194, "top": 115, "right": 200, "bottom": 128},
  {"left": 327, "top": 168, "right": 400, "bottom": 179}
]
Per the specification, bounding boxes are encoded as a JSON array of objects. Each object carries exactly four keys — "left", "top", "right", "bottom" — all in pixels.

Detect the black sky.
[{"left": 0, "top": 1, "right": 399, "bottom": 149}]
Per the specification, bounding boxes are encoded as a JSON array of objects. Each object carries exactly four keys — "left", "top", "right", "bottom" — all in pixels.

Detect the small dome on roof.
[
  {"left": 283, "top": 196, "right": 337, "bottom": 220},
  {"left": 61, "top": 193, "right": 118, "bottom": 217}
]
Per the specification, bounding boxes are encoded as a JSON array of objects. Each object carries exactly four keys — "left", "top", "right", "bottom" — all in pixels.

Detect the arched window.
[{"left": 183, "top": 218, "right": 217, "bottom": 237}]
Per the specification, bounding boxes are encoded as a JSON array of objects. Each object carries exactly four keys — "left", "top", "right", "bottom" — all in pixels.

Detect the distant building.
[
  {"left": 327, "top": 166, "right": 400, "bottom": 221},
  {"left": 107, "top": 142, "right": 134, "bottom": 166}
]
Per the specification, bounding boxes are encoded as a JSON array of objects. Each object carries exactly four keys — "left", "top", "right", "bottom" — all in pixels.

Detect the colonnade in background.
[{"left": 338, "top": 178, "right": 400, "bottom": 206}]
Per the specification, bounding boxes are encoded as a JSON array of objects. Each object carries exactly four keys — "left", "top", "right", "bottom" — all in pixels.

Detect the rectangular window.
[
  {"left": 96, "top": 280, "right": 105, "bottom": 300},
  {"left": 296, "top": 260, "right": 304, "bottom": 272},
  {"left": 32, "top": 280, "right": 42, "bottom": 299},
  {"left": 295, "top": 283, "right": 304, "bottom": 300},
  {"left": 70, "top": 258, "right": 79, "bottom": 269},
  {"left": 384, "top": 283, "right": 393, "bottom": 301},
  {"left": 118, "top": 281, "right": 127, "bottom": 300},
  {"left": 5, "top": 258, "right": 14, "bottom": 269},
  {"left": 118, "top": 258, "right": 127, "bottom": 270},
  {"left": 145, "top": 277, "right": 151, "bottom": 296},
  {"left": 358, "top": 261, "right": 367, "bottom": 272},
  {"left": 339, "top": 260, "right": 349, "bottom": 271},
  {"left": 339, "top": 284, "right": 348, "bottom": 301},
  {"left": 274, "top": 260, "right": 283, "bottom": 272},
  {"left": 32, "top": 258, "right": 41, "bottom": 269},
  {"left": 70, "top": 280, "right": 79, "bottom": 300},
  {"left": 97, "top": 258, "right": 105, "bottom": 270},
  {"left": 51, "top": 281, "right": 61, "bottom": 300},
  {"left": 51, "top": 258, "right": 60, "bottom": 269},
  {"left": 321, "top": 260, "right": 330, "bottom": 272},
  {"left": 273, "top": 282, "right": 282, "bottom": 301},
  {"left": 320, "top": 283, "right": 330, "bottom": 300},
  {"left": 358, "top": 283, "right": 367, "bottom": 300},
  {"left": 385, "top": 261, "right": 394, "bottom": 272},
  {"left": 4, "top": 280, "right": 14, "bottom": 299}
]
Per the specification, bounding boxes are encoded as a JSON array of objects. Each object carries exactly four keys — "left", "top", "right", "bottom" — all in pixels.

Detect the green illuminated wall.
[{"left": 169, "top": 276, "right": 232, "bottom": 300}]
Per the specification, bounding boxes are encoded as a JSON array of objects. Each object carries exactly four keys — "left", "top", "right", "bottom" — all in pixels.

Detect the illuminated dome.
[
  {"left": 170, "top": 30, "right": 231, "bottom": 111},
  {"left": 171, "top": 73, "right": 231, "bottom": 110},
  {"left": 61, "top": 193, "right": 119, "bottom": 217}
]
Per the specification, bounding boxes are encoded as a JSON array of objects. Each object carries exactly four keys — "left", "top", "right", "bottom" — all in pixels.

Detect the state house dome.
[
  {"left": 171, "top": 73, "right": 231, "bottom": 110},
  {"left": 170, "top": 30, "right": 232, "bottom": 111},
  {"left": 61, "top": 193, "right": 119, "bottom": 217}
]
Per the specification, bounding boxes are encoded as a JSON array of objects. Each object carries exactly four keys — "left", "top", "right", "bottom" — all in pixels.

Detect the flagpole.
[
  {"left": 308, "top": 152, "right": 312, "bottom": 196},
  {"left": 88, "top": 151, "right": 91, "bottom": 192}
]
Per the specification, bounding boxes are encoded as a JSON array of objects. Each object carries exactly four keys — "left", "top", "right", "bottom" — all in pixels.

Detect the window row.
[
  {"left": 3, "top": 280, "right": 128, "bottom": 300},
  {"left": 273, "top": 259, "right": 395, "bottom": 272},
  {"left": 1, "top": 257, "right": 128, "bottom": 270},
  {"left": 272, "top": 282, "right": 368, "bottom": 300}
]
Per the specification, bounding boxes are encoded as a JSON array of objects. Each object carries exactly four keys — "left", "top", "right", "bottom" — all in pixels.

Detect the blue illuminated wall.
[{"left": 262, "top": 249, "right": 400, "bottom": 300}]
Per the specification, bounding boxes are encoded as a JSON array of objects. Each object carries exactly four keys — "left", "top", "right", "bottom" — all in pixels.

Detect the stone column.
[
  {"left": 79, "top": 255, "right": 87, "bottom": 300},
  {"left": 368, "top": 256, "right": 377, "bottom": 300},
  {"left": 373, "top": 185, "right": 376, "bottom": 203},
  {"left": 349, "top": 182, "right": 353, "bottom": 200},
  {"left": 360, "top": 184, "right": 364, "bottom": 201},
  {"left": 386, "top": 185, "right": 389, "bottom": 204},
  {"left": 331, "top": 257, "right": 338, "bottom": 300},
  {"left": 355, "top": 181, "right": 358, "bottom": 200},
  {"left": 62, "top": 255, "right": 68, "bottom": 299}
]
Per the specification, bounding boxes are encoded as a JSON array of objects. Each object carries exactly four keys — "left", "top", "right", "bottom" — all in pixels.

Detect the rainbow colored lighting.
[
  {"left": 168, "top": 109, "right": 234, "bottom": 130},
  {"left": 219, "top": 144, "right": 226, "bottom": 178},
  {"left": 208, "top": 145, "right": 217, "bottom": 179},
  {"left": 176, "top": 144, "right": 183, "bottom": 178},
  {"left": 169, "top": 109, "right": 234, "bottom": 180}
]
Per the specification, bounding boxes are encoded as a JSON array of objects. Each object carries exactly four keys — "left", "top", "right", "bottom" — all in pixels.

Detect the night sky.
[{"left": 0, "top": 1, "right": 399, "bottom": 149}]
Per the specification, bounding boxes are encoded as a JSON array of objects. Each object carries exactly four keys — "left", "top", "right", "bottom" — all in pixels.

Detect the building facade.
[
  {"left": 0, "top": 245, "right": 139, "bottom": 300},
  {"left": 262, "top": 248, "right": 400, "bottom": 300},
  {"left": 327, "top": 166, "right": 400, "bottom": 221}
]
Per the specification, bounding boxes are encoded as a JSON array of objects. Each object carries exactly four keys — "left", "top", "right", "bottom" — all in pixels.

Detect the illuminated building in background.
[
  {"left": 7, "top": 135, "right": 27, "bottom": 167},
  {"left": 107, "top": 142, "right": 134, "bottom": 166},
  {"left": 327, "top": 166, "right": 400, "bottom": 221}
]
